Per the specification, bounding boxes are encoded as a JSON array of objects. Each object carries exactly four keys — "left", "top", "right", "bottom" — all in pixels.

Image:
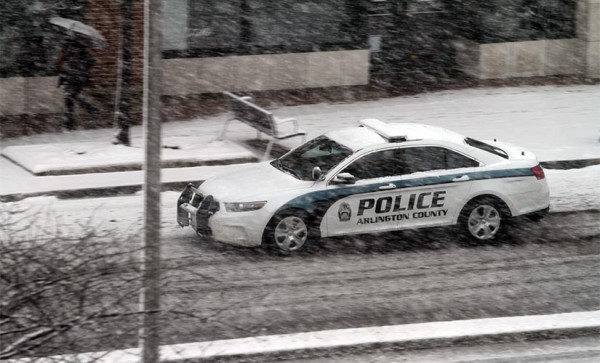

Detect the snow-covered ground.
[
  {"left": 1, "top": 139, "right": 254, "bottom": 175},
  {"left": 545, "top": 165, "right": 600, "bottom": 212},
  {"left": 5, "top": 164, "right": 599, "bottom": 240},
  {"left": 2, "top": 85, "right": 600, "bottom": 167},
  {"left": 272, "top": 85, "right": 600, "bottom": 162},
  {"left": 2, "top": 85, "right": 599, "bottom": 363},
  {"left": 1, "top": 84, "right": 599, "bottom": 202}
]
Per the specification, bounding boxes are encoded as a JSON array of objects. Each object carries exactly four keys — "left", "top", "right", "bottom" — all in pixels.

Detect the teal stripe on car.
[{"left": 280, "top": 168, "right": 534, "bottom": 215}]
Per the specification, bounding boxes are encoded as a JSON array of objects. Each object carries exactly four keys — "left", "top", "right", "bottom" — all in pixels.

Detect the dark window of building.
[
  {"left": 174, "top": 0, "right": 367, "bottom": 58},
  {"left": 247, "top": 0, "right": 352, "bottom": 48},
  {"left": 380, "top": 0, "right": 456, "bottom": 72},
  {"left": 188, "top": 1, "right": 242, "bottom": 50},
  {"left": 444, "top": 0, "right": 576, "bottom": 43},
  {"left": 0, "top": 0, "right": 87, "bottom": 77}
]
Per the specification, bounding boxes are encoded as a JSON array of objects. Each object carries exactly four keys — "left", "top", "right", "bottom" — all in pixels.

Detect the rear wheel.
[
  {"left": 459, "top": 198, "right": 508, "bottom": 242},
  {"left": 264, "top": 212, "right": 311, "bottom": 252}
]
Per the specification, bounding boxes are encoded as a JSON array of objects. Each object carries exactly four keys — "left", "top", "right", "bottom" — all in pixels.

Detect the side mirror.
[
  {"left": 312, "top": 166, "right": 323, "bottom": 181},
  {"left": 331, "top": 172, "right": 356, "bottom": 185}
]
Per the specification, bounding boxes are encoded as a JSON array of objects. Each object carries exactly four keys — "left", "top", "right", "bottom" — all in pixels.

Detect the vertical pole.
[
  {"left": 140, "top": 0, "right": 162, "bottom": 361},
  {"left": 113, "top": 0, "right": 133, "bottom": 146}
]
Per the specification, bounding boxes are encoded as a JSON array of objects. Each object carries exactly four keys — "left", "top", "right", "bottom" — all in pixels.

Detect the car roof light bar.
[{"left": 359, "top": 118, "right": 408, "bottom": 143}]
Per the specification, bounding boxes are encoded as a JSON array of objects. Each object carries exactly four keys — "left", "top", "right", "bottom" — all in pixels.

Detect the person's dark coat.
[{"left": 57, "top": 39, "right": 95, "bottom": 87}]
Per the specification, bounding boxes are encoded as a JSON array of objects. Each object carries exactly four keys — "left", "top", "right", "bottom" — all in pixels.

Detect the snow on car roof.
[
  {"left": 360, "top": 119, "right": 466, "bottom": 143},
  {"left": 325, "top": 119, "right": 466, "bottom": 151},
  {"left": 325, "top": 127, "right": 386, "bottom": 151}
]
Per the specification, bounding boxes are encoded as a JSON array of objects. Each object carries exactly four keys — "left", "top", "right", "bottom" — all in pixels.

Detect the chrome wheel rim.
[
  {"left": 274, "top": 216, "right": 307, "bottom": 251},
  {"left": 467, "top": 205, "right": 501, "bottom": 240}
]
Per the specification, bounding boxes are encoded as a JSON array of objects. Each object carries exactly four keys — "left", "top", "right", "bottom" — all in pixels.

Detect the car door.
[
  {"left": 393, "top": 146, "right": 479, "bottom": 229},
  {"left": 324, "top": 148, "right": 407, "bottom": 236},
  {"left": 324, "top": 145, "right": 479, "bottom": 237}
]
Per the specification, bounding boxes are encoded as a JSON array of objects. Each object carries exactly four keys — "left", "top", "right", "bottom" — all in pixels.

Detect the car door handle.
[
  {"left": 379, "top": 183, "right": 397, "bottom": 190},
  {"left": 452, "top": 175, "right": 470, "bottom": 182}
]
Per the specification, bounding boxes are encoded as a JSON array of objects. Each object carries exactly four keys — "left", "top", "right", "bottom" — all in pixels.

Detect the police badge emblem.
[{"left": 338, "top": 202, "right": 352, "bottom": 222}]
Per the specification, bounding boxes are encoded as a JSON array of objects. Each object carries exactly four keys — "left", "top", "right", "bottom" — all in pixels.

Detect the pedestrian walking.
[{"left": 56, "top": 35, "right": 99, "bottom": 131}]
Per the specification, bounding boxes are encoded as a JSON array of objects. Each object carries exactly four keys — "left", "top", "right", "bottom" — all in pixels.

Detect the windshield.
[{"left": 272, "top": 136, "right": 353, "bottom": 180}]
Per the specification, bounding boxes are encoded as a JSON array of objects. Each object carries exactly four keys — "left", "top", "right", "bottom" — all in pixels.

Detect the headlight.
[{"left": 224, "top": 201, "right": 267, "bottom": 212}]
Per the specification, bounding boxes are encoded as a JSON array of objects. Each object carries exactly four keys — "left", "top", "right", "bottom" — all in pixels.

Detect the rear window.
[{"left": 465, "top": 137, "right": 508, "bottom": 159}]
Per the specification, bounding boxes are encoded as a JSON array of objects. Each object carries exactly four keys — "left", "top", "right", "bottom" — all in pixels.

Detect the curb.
[
  {"left": 1, "top": 182, "right": 599, "bottom": 217},
  {"left": 2, "top": 186, "right": 598, "bottom": 217},
  {"left": 1, "top": 158, "right": 599, "bottom": 203},
  {"left": 11, "top": 311, "right": 600, "bottom": 363},
  {"left": 541, "top": 158, "right": 600, "bottom": 170},
  {"left": 14, "top": 157, "right": 258, "bottom": 177},
  {"left": 2, "top": 180, "right": 599, "bottom": 218},
  {"left": 0, "top": 180, "right": 203, "bottom": 203}
]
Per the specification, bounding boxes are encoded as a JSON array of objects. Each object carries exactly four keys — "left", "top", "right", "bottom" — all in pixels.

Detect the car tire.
[
  {"left": 264, "top": 211, "right": 312, "bottom": 253},
  {"left": 459, "top": 197, "right": 508, "bottom": 243}
]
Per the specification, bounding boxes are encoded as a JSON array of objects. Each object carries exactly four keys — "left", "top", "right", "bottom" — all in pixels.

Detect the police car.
[{"left": 177, "top": 119, "right": 549, "bottom": 252}]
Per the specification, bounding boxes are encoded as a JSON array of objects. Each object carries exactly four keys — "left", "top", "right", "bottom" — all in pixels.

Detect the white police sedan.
[{"left": 177, "top": 119, "right": 549, "bottom": 252}]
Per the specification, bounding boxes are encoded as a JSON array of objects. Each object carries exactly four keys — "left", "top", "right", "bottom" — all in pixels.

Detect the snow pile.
[
  {"left": 2, "top": 139, "right": 255, "bottom": 175},
  {"left": 546, "top": 165, "right": 600, "bottom": 212}
]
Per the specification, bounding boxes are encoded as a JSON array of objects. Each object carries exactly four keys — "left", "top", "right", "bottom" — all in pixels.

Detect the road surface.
[
  {"left": 262, "top": 336, "right": 600, "bottom": 363},
  {"left": 5, "top": 193, "right": 600, "bottom": 354}
]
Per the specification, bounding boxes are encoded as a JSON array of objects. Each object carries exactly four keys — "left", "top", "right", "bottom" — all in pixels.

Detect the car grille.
[{"left": 177, "top": 184, "right": 219, "bottom": 237}]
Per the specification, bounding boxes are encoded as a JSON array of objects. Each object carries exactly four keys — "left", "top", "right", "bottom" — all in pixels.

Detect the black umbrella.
[{"left": 49, "top": 17, "right": 107, "bottom": 49}]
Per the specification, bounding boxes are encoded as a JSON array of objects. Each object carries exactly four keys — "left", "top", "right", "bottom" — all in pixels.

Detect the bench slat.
[
  {"left": 223, "top": 92, "right": 306, "bottom": 159},
  {"left": 274, "top": 131, "right": 307, "bottom": 140}
]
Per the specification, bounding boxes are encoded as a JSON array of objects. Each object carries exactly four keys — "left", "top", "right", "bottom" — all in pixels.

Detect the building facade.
[
  {"left": 160, "top": 0, "right": 370, "bottom": 95},
  {"left": 0, "top": 0, "right": 598, "bottom": 125}
]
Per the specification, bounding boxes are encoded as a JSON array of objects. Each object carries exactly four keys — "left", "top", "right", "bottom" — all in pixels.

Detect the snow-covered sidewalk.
[
  {"left": 545, "top": 165, "right": 600, "bottom": 212},
  {"left": 1, "top": 84, "right": 599, "bottom": 207},
  {"left": 2, "top": 85, "right": 599, "bottom": 363},
  {"left": 3, "top": 163, "right": 599, "bottom": 213}
]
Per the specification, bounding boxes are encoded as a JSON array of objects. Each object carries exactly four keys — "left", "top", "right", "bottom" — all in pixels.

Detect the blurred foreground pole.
[{"left": 140, "top": 0, "right": 162, "bottom": 361}]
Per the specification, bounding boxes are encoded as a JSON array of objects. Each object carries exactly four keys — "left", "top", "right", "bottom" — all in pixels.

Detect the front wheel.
[
  {"left": 459, "top": 199, "right": 506, "bottom": 242},
  {"left": 265, "top": 213, "right": 311, "bottom": 252}
]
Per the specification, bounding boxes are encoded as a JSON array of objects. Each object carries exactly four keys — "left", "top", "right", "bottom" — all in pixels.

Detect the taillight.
[{"left": 531, "top": 164, "right": 545, "bottom": 180}]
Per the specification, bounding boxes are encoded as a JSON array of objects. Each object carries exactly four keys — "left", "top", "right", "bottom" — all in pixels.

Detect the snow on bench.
[{"left": 220, "top": 91, "right": 306, "bottom": 160}]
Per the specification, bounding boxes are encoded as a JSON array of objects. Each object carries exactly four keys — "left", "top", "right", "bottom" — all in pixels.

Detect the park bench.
[{"left": 220, "top": 91, "right": 306, "bottom": 160}]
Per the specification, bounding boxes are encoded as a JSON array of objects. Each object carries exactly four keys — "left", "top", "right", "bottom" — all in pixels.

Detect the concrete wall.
[
  {"left": 162, "top": 50, "right": 371, "bottom": 95},
  {"left": 455, "top": 0, "right": 600, "bottom": 79},
  {"left": 1, "top": 50, "right": 369, "bottom": 116},
  {"left": 454, "top": 38, "right": 585, "bottom": 79},
  {"left": 0, "top": 77, "right": 63, "bottom": 116},
  {"left": 577, "top": 0, "right": 600, "bottom": 78}
]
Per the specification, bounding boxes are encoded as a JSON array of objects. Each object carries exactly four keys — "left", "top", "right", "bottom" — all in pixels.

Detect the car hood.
[{"left": 199, "top": 161, "right": 311, "bottom": 201}]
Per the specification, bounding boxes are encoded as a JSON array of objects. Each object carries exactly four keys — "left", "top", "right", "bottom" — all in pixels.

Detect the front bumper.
[
  {"left": 177, "top": 183, "right": 219, "bottom": 237},
  {"left": 177, "top": 184, "right": 268, "bottom": 247}
]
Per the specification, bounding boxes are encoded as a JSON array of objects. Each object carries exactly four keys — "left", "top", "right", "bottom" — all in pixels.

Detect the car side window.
[
  {"left": 400, "top": 147, "right": 478, "bottom": 174},
  {"left": 401, "top": 147, "right": 445, "bottom": 173},
  {"left": 446, "top": 148, "right": 480, "bottom": 169},
  {"left": 342, "top": 149, "right": 405, "bottom": 180}
]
